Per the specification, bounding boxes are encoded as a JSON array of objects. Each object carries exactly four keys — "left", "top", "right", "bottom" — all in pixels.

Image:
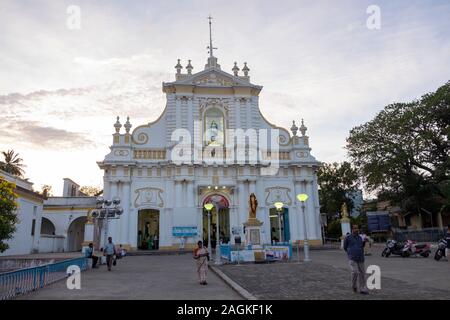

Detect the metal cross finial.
[{"left": 207, "top": 15, "right": 217, "bottom": 58}]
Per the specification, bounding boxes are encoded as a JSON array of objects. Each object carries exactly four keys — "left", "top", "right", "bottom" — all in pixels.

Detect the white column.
[
  {"left": 187, "top": 182, "right": 195, "bottom": 207},
  {"left": 188, "top": 97, "right": 193, "bottom": 136},
  {"left": 175, "top": 181, "right": 182, "bottom": 207},
  {"left": 306, "top": 181, "right": 319, "bottom": 239},
  {"left": 312, "top": 177, "right": 322, "bottom": 241},
  {"left": 103, "top": 179, "right": 111, "bottom": 202},
  {"left": 245, "top": 98, "right": 251, "bottom": 130},
  {"left": 83, "top": 222, "right": 94, "bottom": 252},
  {"left": 229, "top": 206, "right": 236, "bottom": 244},
  {"left": 294, "top": 182, "right": 303, "bottom": 241},
  {"left": 239, "top": 181, "right": 247, "bottom": 226},
  {"left": 175, "top": 97, "right": 181, "bottom": 129},
  {"left": 197, "top": 207, "right": 203, "bottom": 244},
  {"left": 129, "top": 208, "right": 138, "bottom": 249},
  {"left": 120, "top": 182, "right": 131, "bottom": 246},
  {"left": 235, "top": 183, "right": 241, "bottom": 228},
  {"left": 108, "top": 182, "right": 118, "bottom": 242},
  {"left": 234, "top": 98, "right": 240, "bottom": 130},
  {"left": 305, "top": 180, "right": 316, "bottom": 239}
]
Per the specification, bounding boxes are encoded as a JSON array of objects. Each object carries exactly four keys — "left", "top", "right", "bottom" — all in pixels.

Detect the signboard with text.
[{"left": 172, "top": 226, "right": 197, "bottom": 237}]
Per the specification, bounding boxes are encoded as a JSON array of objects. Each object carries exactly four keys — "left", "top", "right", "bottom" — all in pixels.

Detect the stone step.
[{"left": 126, "top": 250, "right": 191, "bottom": 256}]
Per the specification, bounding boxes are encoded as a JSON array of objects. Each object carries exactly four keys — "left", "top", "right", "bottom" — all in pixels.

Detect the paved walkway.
[
  {"left": 215, "top": 248, "right": 450, "bottom": 300},
  {"left": 19, "top": 255, "right": 241, "bottom": 300}
]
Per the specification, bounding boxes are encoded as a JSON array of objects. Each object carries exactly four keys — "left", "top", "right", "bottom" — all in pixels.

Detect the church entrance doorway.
[
  {"left": 202, "top": 194, "right": 230, "bottom": 249},
  {"left": 137, "top": 209, "right": 160, "bottom": 250},
  {"left": 269, "top": 208, "right": 290, "bottom": 243}
]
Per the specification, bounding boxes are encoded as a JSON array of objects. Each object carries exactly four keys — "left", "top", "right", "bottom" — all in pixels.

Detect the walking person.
[
  {"left": 104, "top": 237, "right": 117, "bottom": 271},
  {"left": 344, "top": 224, "right": 369, "bottom": 294},
  {"left": 193, "top": 240, "right": 209, "bottom": 285},
  {"left": 446, "top": 224, "right": 450, "bottom": 263}
]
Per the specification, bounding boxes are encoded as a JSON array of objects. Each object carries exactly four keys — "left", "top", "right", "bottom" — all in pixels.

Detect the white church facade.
[{"left": 96, "top": 47, "right": 323, "bottom": 251}]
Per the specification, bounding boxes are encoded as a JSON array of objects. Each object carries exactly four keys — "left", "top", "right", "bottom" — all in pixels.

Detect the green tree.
[
  {"left": 346, "top": 81, "right": 450, "bottom": 218},
  {"left": 0, "top": 177, "right": 18, "bottom": 252},
  {"left": 41, "top": 185, "right": 53, "bottom": 198},
  {"left": 79, "top": 186, "right": 102, "bottom": 197},
  {"left": 0, "top": 150, "right": 26, "bottom": 177},
  {"left": 318, "top": 161, "right": 359, "bottom": 221}
]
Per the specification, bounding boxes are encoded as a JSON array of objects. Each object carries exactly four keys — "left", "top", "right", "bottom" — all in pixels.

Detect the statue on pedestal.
[
  {"left": 249, "top": 193, "right": 258, "bottom": 220},
  {"left": 243, "top": 193, "right": 263, "bottom": 248},
  {"left": 340, "top": 202, "right": 351, "bottom": 249},
  {"left": 341, "top": 202, "right": 350, "bottom": 221}
]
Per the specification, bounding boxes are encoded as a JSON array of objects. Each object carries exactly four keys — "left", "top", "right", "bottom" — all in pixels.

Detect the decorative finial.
[
  {"left": 291, "top": 120, "right": 298, "bottom": 136},
  {"left": 114, "top": 116, "right": 122, "bottom": 133},
  {"left": 175, "top": 59, "right": 183, "bottom": 74},
  {"left": 124, "top": 116, "right": 132, "bottom": 133},
  {"left": 186, "top": 60, "right": 193, "bottom": 75},
  {"left": 300, "top": 118, "right": 307, "bottom": 136},
  {"left": 232, "top": 62, "right": 239, "bottom": 76},
  {"left": 242, "top": 62, "right": 250, "bottom": 76}
]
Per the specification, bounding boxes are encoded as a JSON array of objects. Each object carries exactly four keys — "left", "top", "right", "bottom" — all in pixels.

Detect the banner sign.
[
  {"left": 230, "top": 250, "right": 255, "bottom": 263},
  {"left": 172, "top": 226, "right": 197, "bottom": 237},
  {"left": 265, "top": 246, "right": 290, "bottom": 261}
]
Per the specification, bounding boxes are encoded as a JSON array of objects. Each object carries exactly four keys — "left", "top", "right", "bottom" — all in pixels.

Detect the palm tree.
[{"left": 0, "top": 150, "right": 26, "bottom": 177}]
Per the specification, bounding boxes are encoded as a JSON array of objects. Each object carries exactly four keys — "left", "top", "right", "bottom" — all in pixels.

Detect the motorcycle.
[
  {"left": 382, "top": 239, "right": 406, "bottom": 257},
  {"left": 434, "top": 238, "right": 447, "bottom": 261},
  {"left": 402, "top": 240, "right": 431, "bottom": 258}
]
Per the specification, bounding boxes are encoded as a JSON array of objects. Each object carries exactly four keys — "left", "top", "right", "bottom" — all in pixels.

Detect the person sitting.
[{"left": 85, "top": 243, "right": 99, "bottom": 268}]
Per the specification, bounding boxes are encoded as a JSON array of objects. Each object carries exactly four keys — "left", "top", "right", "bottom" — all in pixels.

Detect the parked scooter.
[
  {"left": 402, "top": 240, "right": 431, "bottom": 258},
  {"left": 382, "top": 239, "right": 406, "bottom": 257},
  {"left": 434, "top": 238, "right": 447, "bottom": 261}
]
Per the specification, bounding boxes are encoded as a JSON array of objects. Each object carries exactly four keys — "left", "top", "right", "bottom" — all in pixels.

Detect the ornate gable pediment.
[
  {"left": 171, "top": 68, "right": 258, "bottom": 88},
  {"left": 192, "top": 72, "right": 239, "bottom": 86}
]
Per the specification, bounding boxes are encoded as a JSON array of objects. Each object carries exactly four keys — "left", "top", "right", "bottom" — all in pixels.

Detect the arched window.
[
  {"left": 204, "top": 107, "right": 225, "bottom": 146},
  {"left": 40, "top": 217, "right": 56, "bottom": 235}
]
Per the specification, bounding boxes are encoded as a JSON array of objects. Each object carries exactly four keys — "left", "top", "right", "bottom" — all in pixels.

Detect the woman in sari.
[{"left": 193, "top": 240, "right": 209, "bottom": 285}]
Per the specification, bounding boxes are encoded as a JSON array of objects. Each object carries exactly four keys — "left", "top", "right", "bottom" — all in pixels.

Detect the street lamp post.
[
  {"left": 204, "top": 203, "right": 213, "bottom": 252},
  {"left": 297, "top": 193, "right": 311, "bottom": 262},
  {"left": 214, "top": 203, "right": 221, "bottom": 265},
  {"left": 91, "top": 196, "right": 123, "bottom": 248},
  {"left": 274, "top": 201, "right": 284, "bottom": 244}
]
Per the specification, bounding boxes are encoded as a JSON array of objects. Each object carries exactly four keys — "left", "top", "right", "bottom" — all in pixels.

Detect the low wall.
[
  {"left": 39, "top": 235, "right": 65, "bottom": 253},
  {"left": 0, "top": 258, "right": 56, "bottom": 273}
]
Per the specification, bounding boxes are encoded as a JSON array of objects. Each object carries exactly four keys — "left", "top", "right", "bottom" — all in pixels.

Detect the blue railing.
[{"left": 0, "top": 257, "right": 88, "bottom": 300}]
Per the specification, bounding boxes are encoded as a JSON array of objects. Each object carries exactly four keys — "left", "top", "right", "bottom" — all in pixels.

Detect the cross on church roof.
[{"left": 207, "top": 15, "right": 217, "bottom": 58}]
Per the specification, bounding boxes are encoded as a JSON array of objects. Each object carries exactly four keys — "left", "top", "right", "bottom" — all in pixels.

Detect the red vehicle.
[{"left": 402, "top": 240, "right": 431, "bottom": 258}]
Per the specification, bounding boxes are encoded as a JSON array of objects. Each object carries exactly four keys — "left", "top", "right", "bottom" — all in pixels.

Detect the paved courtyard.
[
  {"left": 216, "top": 247, "right": 450, "bottom": 300},
  {"left": 16, "top": 247, "right": 450, "bottom": 300},
  {"left": 19, "top": 254, "right": 241, "bottom": 300}
]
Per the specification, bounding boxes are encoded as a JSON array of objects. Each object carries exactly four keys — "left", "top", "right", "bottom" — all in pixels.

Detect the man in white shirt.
[{"left": 104, "top": 237, "right": 116, "bottom": 271}]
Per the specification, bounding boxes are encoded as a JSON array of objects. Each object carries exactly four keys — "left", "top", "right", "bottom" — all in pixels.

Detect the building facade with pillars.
[{"left": 98, "top": 50, "right": 322, "bottom": 251}]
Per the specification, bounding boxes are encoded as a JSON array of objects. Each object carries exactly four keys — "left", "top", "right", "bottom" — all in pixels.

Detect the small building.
[
  {"left": 41, "top": 179, "right": 96, "bottom": 252},
  {"left": 364, "top": 199, "right": 445, "bottom": 230},
  {"left": 0, "top": 169, "right": 44, "bottom": 256}
]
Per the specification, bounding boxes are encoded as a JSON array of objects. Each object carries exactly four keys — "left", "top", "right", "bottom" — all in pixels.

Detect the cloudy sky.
[{"left": 1, "top": 0, "right": 450, "bottom": 195}]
